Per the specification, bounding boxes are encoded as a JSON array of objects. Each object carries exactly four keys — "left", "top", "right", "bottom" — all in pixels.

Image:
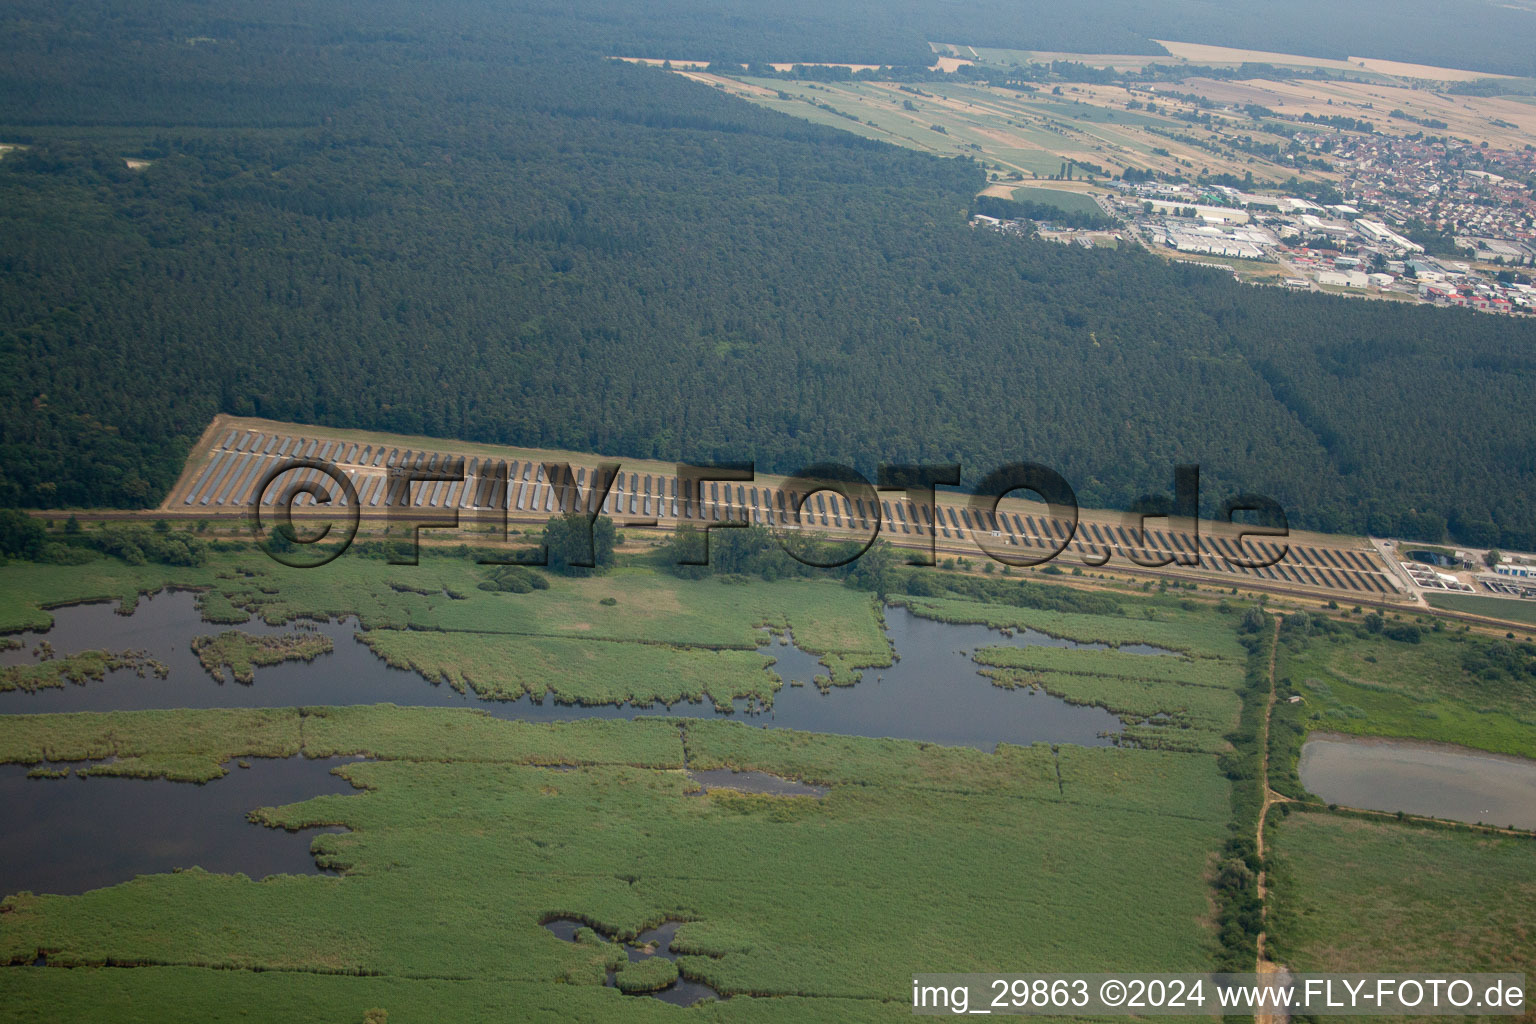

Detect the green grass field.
[
  {"left": 1248, "top": 614, "right": 1536, "bottom": 993},
  {"left": 0, "top": 559, "right": 221, "bottom": 632},
  {"left": 0, "top": 709, "right": 1232, "bottom": 1019},
  {"left": 890, "top": 594, "right": 1250, "bottom": 658},
  {"left": 1426, "top": 592, "right": 1536, "bottom": 628},
  {"left": 970, "top": 644, "right": 1244, "bottom": 752},
  {"left": 0, "top": 544, "right": 1257, "bottom": 1019},
  {"left": 1267, "top": 810, "right": 1536, "bottom": 975},
  {"left": 360, "top": 629, "right": 785, "bottom": 707},
  {"left": 1273, "top": 618, "right": 1536, "bottom": 760},
  {"left": 0, "top": 969, "right": 904, "bottom": 1024},
  {"left": 1008, "top": 185, "right": 1105, "bottom": 216}
]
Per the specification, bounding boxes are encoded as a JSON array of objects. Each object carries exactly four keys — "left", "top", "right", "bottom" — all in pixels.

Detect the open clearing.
[
  {"left": 1426, "top": 593, "right": 1536, "bottom": 627},
  {"left": 670, "top": 42, "right": 1536, "bottom": 189},
  {"left": 689, "top": 72, "right": 1320, "bottom": 182},
  {"left": 1153, "top": 40, "right": 1506, "bottom": 82},
  {"left": 1008, "top": 185, "right": 1104, "bottom": 216},
  {"left": 1269, "top": 614, "right": 1536, "bottom": 762}
]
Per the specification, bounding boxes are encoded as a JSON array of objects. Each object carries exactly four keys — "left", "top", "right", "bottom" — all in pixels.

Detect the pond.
[
  {"left": 1406, "top": 549, "right": 1461, "bottom": 569},
  {"left": 1, "top": 591, "right": 1151, "bottom": 751},
  {"left": 0, "top": 756, "right": 358, "bottom": 898},
  {"left": 687, "top": 768, "right": 826, "bottom": 797},
  {"left": 0, "top": 588, "right": 1173, "bottom": 902},
  {"left": 754, "top": 606, "right": 1128, "bottom": 749},
  {"left": 543, "top": 916, "right": 723, "bottom": 1006},
  {"left": 1298, "top": 732, "right": 1536, "bottom": 830}
]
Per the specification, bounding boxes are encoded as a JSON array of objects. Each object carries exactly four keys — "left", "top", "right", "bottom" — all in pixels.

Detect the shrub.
[
  {"left": 0, "top": 509, "right": 47, "bottom": 560},
  {"left": 478, "top": 565, "right": 550, "bottom": 593}
]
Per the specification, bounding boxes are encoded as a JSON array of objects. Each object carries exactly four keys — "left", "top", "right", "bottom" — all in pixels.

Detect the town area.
[{"left": 979, "top": 131, "right": 1536, "bottom": 314}]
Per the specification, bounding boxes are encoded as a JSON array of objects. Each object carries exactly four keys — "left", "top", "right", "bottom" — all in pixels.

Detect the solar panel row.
[{"left": 178, "top": 432, "right": 1399, "bottom": 596}]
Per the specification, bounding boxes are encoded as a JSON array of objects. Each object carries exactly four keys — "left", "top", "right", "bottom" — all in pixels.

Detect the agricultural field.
[
  {"left": 677, "top": 42, "right": 1536, "bottom": 198},
  {"left": 689, "top": 72, "right": 1314, "bottom": 182},
  {"left": 1162, "top": 74, "right": 1536, "bottom": 151},
  {"left": 942, "top": 39, "right": 1516, "bottom": 85}
]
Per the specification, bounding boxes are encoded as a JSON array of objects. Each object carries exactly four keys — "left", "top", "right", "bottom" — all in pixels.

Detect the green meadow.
[
  {"left": 1271, "top": 614, "right": 1536, "bottom": 764},
  {"left": 1259, "top": 615, "right": 1536, "bottom": 989},
  {"left": 1, "top": 709, "right": 1231, "bottom": 1019},
  {"left": 0, "top": 560, "right": 221, "bottom": 632},
  {"left": 359, "top": 629, "right": 784, "bottom": 707},
  {"left": 890, "top": 594, "right": 1249, "bottom": 658},
  {"left": 1267, "top": 810, "right": 1536, "bottom": 975},
  {"left": 1008, "top": 185, "right": 1104, "bottom": 215},
  {"left": 0, "top": 554, "right": 893, "bottom": 706},
  {"left": 970, "top": 643, "right": 1244, "bottom": 752},
  {"left": 1425, "top": 592, "right": 1536, "bottom": 628},
  {"left": 3, "top": 543, "right": 1530, "bottom": 1019},
  {"left": 0, "top": 546, "right": 1256, "bottom": 1019}
]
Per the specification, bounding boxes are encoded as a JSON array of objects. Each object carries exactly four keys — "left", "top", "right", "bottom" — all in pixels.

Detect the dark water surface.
[
  {"left": 1, "top": 592, "right": 1140, "bottom": 749},
  {"left": 543, "top": 917, "right": 723, "bottom": 1005},
  {"left": 0, "top": 589, "right": 1166, "bottom": 900},
  {"left": 0, "top": 756, "right": 358, "bottom": 897},
  {"left": 1299, "top": 732, "right": 1536, "bottom": 829},
  {"left": 754, "top": 607, "right": 1127, "bottom": 748}
]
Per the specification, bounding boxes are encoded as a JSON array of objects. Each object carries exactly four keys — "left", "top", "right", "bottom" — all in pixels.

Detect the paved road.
[
  {"left": 1369, "top": 536, "right": 1427, "bottom": 606},
  {"left": 1272, "top": 252, "right": 1318, "bottom": 290}
]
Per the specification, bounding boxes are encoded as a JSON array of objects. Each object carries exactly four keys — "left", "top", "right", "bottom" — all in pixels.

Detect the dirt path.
[
  {"left": 1255, "top": 614, "right": 1289, "bottom": 1024},
  {"left": 1256, "top": 616, "right": 1280, "bottom": 900}
]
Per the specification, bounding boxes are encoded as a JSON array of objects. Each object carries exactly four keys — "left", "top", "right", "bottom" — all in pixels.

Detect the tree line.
[{"left": 2, "top": 0, "right": 1535, "bottom": 551}]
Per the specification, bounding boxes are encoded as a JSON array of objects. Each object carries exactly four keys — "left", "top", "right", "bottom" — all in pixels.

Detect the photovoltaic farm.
[{"left": 167, "top": 417, "right": 1406, "bottom": 603}]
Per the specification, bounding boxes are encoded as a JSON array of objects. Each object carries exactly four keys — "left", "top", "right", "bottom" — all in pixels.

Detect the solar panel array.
[{"left": 171, "top": 428, "right": 1402, "bottom": 597}]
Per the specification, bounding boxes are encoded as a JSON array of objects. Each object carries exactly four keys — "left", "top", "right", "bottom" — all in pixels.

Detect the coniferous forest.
[{"left": 2, "top": 0, "right": 1536, "bottom": 548}]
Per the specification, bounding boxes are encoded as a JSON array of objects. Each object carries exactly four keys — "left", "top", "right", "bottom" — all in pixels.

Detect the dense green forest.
[{"left": 2, "top": 0, "right": 1536, "bottom": 549}]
